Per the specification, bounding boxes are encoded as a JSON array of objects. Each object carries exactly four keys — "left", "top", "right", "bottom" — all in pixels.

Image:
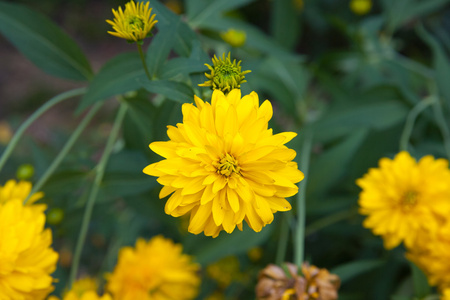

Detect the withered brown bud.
[{"left": 255, "top": 262, "right": 340, "bottom": 300}]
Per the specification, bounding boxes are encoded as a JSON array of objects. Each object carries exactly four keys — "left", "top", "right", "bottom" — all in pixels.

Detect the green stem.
[
  {"left": 399, "top": 96, "right": 435, "bottom": 152},
  {"left": 429, "top": 83, "right": 450, "bottom": 159},
  {"left": 137, "top": 43, "right": 152, "bottom": 80},
  {"left": 275, "top": 211, "right": 292, "bottom": 265},
  {"left": 0, "top": 88, "right": 86, "bottom": 173},
  {"left": 24, "top": 102, "right": 103, "bottom": 204},
  {"left": 68, "top": 102, "right": 128, "bottom": 288},
  {"left": 294, "top": 130, "right": 313, "bottom": 267},
  {"left": 305, "top": 208, "right": 358, "bottom": 237}
]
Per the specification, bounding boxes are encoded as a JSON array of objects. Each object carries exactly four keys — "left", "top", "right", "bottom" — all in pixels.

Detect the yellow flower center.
[
  {"left": 401, "top": 190, "right": 418, "bottom": 210},
  {"left": 128, "top": 16, "right": 145, "bottom": 30},
  {"left": 215, "top": 153, "right": 240, "bottom": 177}
]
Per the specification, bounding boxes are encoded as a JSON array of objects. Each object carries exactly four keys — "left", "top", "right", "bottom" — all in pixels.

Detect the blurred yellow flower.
[
  {"left": 66, "top": 277, "right": 98, "bottom": 297},
  {"left": 48, "top": 291, "right": 112, "bottom": 300},
  {"left": 144, "top": 89, "right": 304, "bottom": 237},
  {"left": 220, "top": 29, "right": 246, "bottom": 47},
  {"left": 199, "top": 53, "right": 251, "bottom": 94},
  {"left": 442, "top": 288, "right": 450, "bottom": 300},
  {"left": 106, "top": 235, "right": 200, "bottom": 300},
  {"left": 0, "top": 120, "right": 12, "bottom": 145},
  {"left": 0, "top": 179, "right": 43, "bottom": 204},
  {"left": 406, "top": 223, "right": 450, "bottom": 289},
  {"left": 106, "top": 0, "right": 157, "bottom": 43},
  {"left": 207, "top": 256, "right": 241, "bottom": 288},
  {"left": 350, "top": 0, "right": 372, "bottom": 15},
  {"left": 0, "top": 197, "right": 58, "bottom": 300},
  {"left": 357, "top": 151, "right": 450, "bottom": 249}
]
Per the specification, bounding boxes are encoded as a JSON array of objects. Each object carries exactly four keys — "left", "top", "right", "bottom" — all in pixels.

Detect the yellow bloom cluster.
[
  {"left": 357, "top": 151, "right": 450, "bottom": 289},
  {"left": 107, "top": 0, "right": 157, "bottom": 43},
  {"left": 106, "top": 235, "right": 200, "bottom": 300},
  {"left": 144, "top": 89, "right": 304, "bottom": 237},
  {"left": 0, "top": 180, "right": 58, "bottom": 300},
  {"left": 47, "top": 277, "right": 112, "bottom": 300}
]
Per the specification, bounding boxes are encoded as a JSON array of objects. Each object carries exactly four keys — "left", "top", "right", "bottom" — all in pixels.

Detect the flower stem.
[
  {"left": 294, "top": 130, "right": 313, "bottom": 267},
  {"left": 24, "top": 102, "right": 103, "bottom": 204},
  {"left": 276, "top": 211, "right": 292, "bottom": 265},
  {"left": 69, "top": 102, "right": 128, "bottom": 288},
  {"left": 0, "top": 88, "right": 86, "bottom": 173},
  {"left": 399, "top": 96, "right": 435, "bottom": 152},
  {"left": 137, "top": 43, "right": 152, "bottom": 80}
]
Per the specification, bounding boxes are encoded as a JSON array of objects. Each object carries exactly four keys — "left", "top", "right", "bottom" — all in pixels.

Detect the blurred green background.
[{"left": 1, "top": 0, "right": 450, "bottom": 299}]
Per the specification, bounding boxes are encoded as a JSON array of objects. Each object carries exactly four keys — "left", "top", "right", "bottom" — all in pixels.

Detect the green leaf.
[
  {"left": 307, "top": 129, "right": 368, "bottom": 197},
  {"left": 140, "top": 78, "right": 194, "bottom": 103},
  {"left": 151, "top": 0, "right": 197, "bottom": 57},
  {"left": 123, "top": 96, "right": 155, "bottom": 150},
  {"left": 146, "top": 22, "right": 178, "bottom": 78},
  {"left": 311, "top": 100, "right": 408, "bottom": 142},
  {"left": 77, "top": 52, "right": 145, "bottom": 112},
  {"left": 331, "top": 259, "right": 384, "bottom": 284},
  {"left": 0, "top": 1, "right": 92, "bottom": 81},
  {"left": 411, "top": 262, "right": 431, "bottom": 298},
  {"left": 187, "top": 0, "right": 255, "bottom": 27},
  {"left": 416, "top": 24, "right": 450, "bottom": 106},
  {"left": 160, "top": 57, "right": 207, "bottom": 79},
  {"left": 271, "top": 0, "right": 300, "bottom": 51},
  {"left": 190, "top": 224, "right": 274, "bottom": 265}
]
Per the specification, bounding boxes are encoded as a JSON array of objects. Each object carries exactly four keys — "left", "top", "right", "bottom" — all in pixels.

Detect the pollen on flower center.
[
  {"left": 401, "top": 190, "right": 418, "bottom": 210},
  {"left": 214, "top": 153, "right": 241, "bottom": 177}
]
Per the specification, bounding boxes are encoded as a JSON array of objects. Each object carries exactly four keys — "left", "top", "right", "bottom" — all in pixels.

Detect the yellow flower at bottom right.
[{"left": 356, "top": 151, "right": 450, "bottom": 249}]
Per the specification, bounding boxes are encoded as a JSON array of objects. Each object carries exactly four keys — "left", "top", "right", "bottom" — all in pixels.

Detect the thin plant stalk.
[
  {"left": 399, "top": 96, "right": 435, "bottom": 152},
  {"left": 294, "top": 130, "right": 313, "bottom": 267},
  {"left": 305, "top": 208, "right": 358, "bottom": 237},
  {"left": 69, "top": 102, "right": 128, "bottom": 288},
  {"left": 24, "top": 102, "right": 103, "bottom": 204},
  {"left": 275, "top": 211, "right": 292, "bottom": 265},
  {"left": 0, "top": 87, "right": 86, "bottom": 173},
  {"left": 137, "top": 43, "right": 152, "bottom": 80}
]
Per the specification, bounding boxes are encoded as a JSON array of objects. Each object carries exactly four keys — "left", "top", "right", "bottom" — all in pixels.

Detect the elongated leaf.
[
  {"left": 411, "top": 262, "right": 431, "bottom": 298},
  {"left": 311, "top": 100, "right": 408, "bottom": 142},
  {"left": 146, "top": 22, "right": 178, "bottom": 78},
  {"left": 307, "top": 129, "right": 368, "bottom": 197},
  {"left": 416, "top": 24, "right": 450, "bottom": 106},
  {"left": 78, "top": 52, "right": 145, "bottom": 112},
  {"left": 140, "top": 78, "right": 194, "bottom": 103},
  {"left": 151, "top": 0, "right": 197, "bottom": 57},
  {"left": 271, "top": 0, "right": 300, "bottom": 50},
  {"left": 160, "top": 57, "right": 207, "bottom": 79},
  {"left": 331, "top": 259, "right": 384, "bottom": 283},
  {"left": 187, "top": 0, "right": 256, "bottom": 27},
  {"left": 0, "top": 1, "right": 92, "bottom": 80}
]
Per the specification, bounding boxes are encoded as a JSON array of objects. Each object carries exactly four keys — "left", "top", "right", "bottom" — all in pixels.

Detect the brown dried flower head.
[{"left": 256, "top": 262, "right": 340, "bottom": 300}]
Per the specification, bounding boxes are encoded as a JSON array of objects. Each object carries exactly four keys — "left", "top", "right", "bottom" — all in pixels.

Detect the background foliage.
[{"left": 1, "top": 0, "right": 450, "bottom": 299}]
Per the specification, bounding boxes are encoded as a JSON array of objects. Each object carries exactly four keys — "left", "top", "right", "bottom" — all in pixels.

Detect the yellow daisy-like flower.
[
  {"left": 106, "top": 0, "right": 157, "bottom": 43},
  {"left": 441, "top": 288, "right": 450, "bottom": 300},
  {"left": 220, "top": 29, "right": 246, "bottom": 48},
  {"left": 198, "top": 53, "right": 251, "bottom": 94},
  {"left": 357, "top": 151, "right": 450, "bottom": 249},
  {"left": 144, "top": 89, "right": 304, "bottom": 237},
  {"left": 406, "top": 223, "right": 450, "bottom": 289},
  {"left": 0, "top": 179, "right": 43, "bottom": 204},
  {"left": 0, "top": 197, "right": 58, "bottom": 300},
  {"left": 106, "top": 235, "right": 200, "bottom": 300}
]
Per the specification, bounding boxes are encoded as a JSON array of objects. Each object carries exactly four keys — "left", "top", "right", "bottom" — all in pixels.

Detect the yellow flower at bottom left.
[{"left": 0, "top": 180, "right": 58, "bottom": 300}]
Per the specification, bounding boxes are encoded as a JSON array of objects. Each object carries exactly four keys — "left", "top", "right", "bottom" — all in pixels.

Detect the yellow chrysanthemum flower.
[
  {"left": 0, "top": 179, "right": 43, "bottom": 204},
  {"left": 48, "top": 291, "right": 112, "bottom": 300},
  {"left": 106, "top": 235, "right": 200, "bottom": 300},
  {"left": 349, "top": 0, "right": 372, "bottom": 15},
  {"left": 144, "top": 89, "right": 304, "bottom": 237},
  {"left": 357, "top": 151, "right": 450, "bottom": 249},
  {"left": 220, "top": 29, "right": 246, "bottom": 48},
  {"left": 0, "top": 197, "right": 58, "bottom": 300},
  {"left": 199, "top": 53, "right": 251, "bottom": 94},
  {"left": 406, "top": 223, "right": 450, "bottom": 289},
  {"left": 106, "top": 0, "right": 157, "bottom": 43},
  {"left": 441, "top": 288, "right": 450, "bottom": 300}
]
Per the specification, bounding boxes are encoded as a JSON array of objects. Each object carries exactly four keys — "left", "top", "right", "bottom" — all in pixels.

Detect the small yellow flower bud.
[
  {"left": 350, "top": 0, "right": 372, "bottom": 15},
  {"left": 199, "top": 52, "right": 251, "bottom": 94},
  {"left": 220, "top": 29, "right": 246, "bottom": 47}
]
